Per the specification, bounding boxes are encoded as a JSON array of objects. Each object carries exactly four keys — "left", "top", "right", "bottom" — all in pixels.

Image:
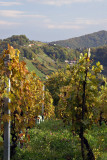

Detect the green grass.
[
  {"left": 85, "top": 123, "right": 107, "bottom": 160},
  {"left": 12, "top": 120, "right": 107, "bottom": 160},
  {"left": 20, "top": 52, "right": 66, "bottom": 81},
  {"left": 24, "top": 54, "right": 58, "bottom": 80},
  {"left": 36, "top": 53, "right": 57, "bottom": 71},
  {"left": 14, "top": 120, "right": 81, "bottom": 160},
  {"left": 24, "top": 58, "right": 45, "bottom": 79},
  {"left": 1, "top": 120, "right": 106, "bottom": 160},
  {"left": 36, "top": 53, "right": 55, "bottom": 64}
]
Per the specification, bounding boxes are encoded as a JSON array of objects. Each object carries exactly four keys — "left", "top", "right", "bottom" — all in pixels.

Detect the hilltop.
[{"left": 50, "top": 30, "right": 107, "bottom": 49}]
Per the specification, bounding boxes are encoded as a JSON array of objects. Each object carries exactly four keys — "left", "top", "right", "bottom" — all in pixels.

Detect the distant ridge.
[{"left": 50, "top": 30, "right": 107, "bottom": 49}]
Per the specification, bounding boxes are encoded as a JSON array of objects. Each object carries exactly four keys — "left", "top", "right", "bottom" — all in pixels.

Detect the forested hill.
[
  {"left": 91, "top": 45, "right": 107, "bottom": 76},
  {"left": 0, "top": 35, "right": 73, "bottom": 80},
  {"left": 0, "top": 34, "right": 107, "bottom": 78},
  {"left": 50, "top": 30, "right": 107, "bottom": 49}
]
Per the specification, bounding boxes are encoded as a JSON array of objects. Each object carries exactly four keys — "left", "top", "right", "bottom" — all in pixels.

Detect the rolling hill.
[
  {"left": 50, "top": 30, "right": 107, "bottom": 49},
  {"left": 0, "top": 35, "right": 67, "bottom": 80},
  {"left": 0, "top": 33, "right": 107, "bottom": 79}
]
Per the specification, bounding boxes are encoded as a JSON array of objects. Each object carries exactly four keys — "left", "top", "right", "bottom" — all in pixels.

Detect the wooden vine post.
[{"left": 3, "top": 54, "right": 11, "bottom": 160}]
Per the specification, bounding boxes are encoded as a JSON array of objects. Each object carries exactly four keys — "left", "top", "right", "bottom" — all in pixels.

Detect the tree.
[
  {"left": 0, "top": 45, "right": 54, "bottom": 158},
  {"left": 58, "top": 53, "right": 104, "bottom": 160},
  {"left": 98, "top": 78, "right": 107, "bottom": 125},
  {"left": 46, "top": 68, "right": 72, "bottom": 117}
]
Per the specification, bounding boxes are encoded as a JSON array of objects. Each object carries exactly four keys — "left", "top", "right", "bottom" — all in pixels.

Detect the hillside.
[
  {"left": 91, "top": 45, "right": 107, "bottom": 75},
  {"left": 0, "top": 35, "right": 68, "bottom": 80},
  {"left": 50, "top": 30, "right": 107, "bottom": 49},
  {"left": 0, "top": 34, "right": 107, "bottom": 79}
]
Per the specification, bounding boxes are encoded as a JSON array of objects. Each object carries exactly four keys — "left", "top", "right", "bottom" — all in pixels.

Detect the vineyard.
[{"left": 0, "top": 45, "right": 107, "bottom": 160}]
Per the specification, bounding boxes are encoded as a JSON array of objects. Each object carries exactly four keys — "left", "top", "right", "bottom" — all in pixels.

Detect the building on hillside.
[
  {"left": 65, "top": 60, "right": 76, "bottom": 65},
  {"left": 29, "top": 44, "right": 34, "bottom": 47}
]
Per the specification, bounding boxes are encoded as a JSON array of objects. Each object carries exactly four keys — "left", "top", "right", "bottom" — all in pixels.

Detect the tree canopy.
[{"left": 0, "top": 45, "right": 54, "bottom": 156}]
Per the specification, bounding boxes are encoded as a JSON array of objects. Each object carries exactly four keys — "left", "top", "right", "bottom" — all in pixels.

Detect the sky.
[{"left": 0, "top": 0, "right": 107, "bottom": 42}]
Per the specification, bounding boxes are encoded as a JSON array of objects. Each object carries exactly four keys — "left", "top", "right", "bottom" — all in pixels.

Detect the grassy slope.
[
  {"left": 13, "top": 120, "right": 107, "bottom": 160},
  {"left": 1, "top": 34, "right": 107, "bottom": 78},
  {"left": 22, "top": 52, "right": 65, "bottom": 81},
  {"left": 36, "top": 52, "right": 57, "bottom": 71},
  {"left": 24, "top": 58, "right": 45, "bottom": 79},
  {"left": 21, "top": 52, "right": 57, "bottom": 80}
]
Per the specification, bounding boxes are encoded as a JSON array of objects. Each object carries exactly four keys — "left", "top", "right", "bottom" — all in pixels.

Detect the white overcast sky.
[{"left": 0, "top": 0, "right": 107, "bottom": 42}]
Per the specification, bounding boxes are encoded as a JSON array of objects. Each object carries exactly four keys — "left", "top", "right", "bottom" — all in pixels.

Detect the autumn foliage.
[{"left": 0, "top": 45, "right": 54, "bottom": 144}]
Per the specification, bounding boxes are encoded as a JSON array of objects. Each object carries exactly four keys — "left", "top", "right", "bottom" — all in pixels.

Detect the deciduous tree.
[
  {"left": 0, "top": 45, "right": 54, "bottom": 158},
  {"left": 58, "top": 53, "right": 104, "bottom": 160}
]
